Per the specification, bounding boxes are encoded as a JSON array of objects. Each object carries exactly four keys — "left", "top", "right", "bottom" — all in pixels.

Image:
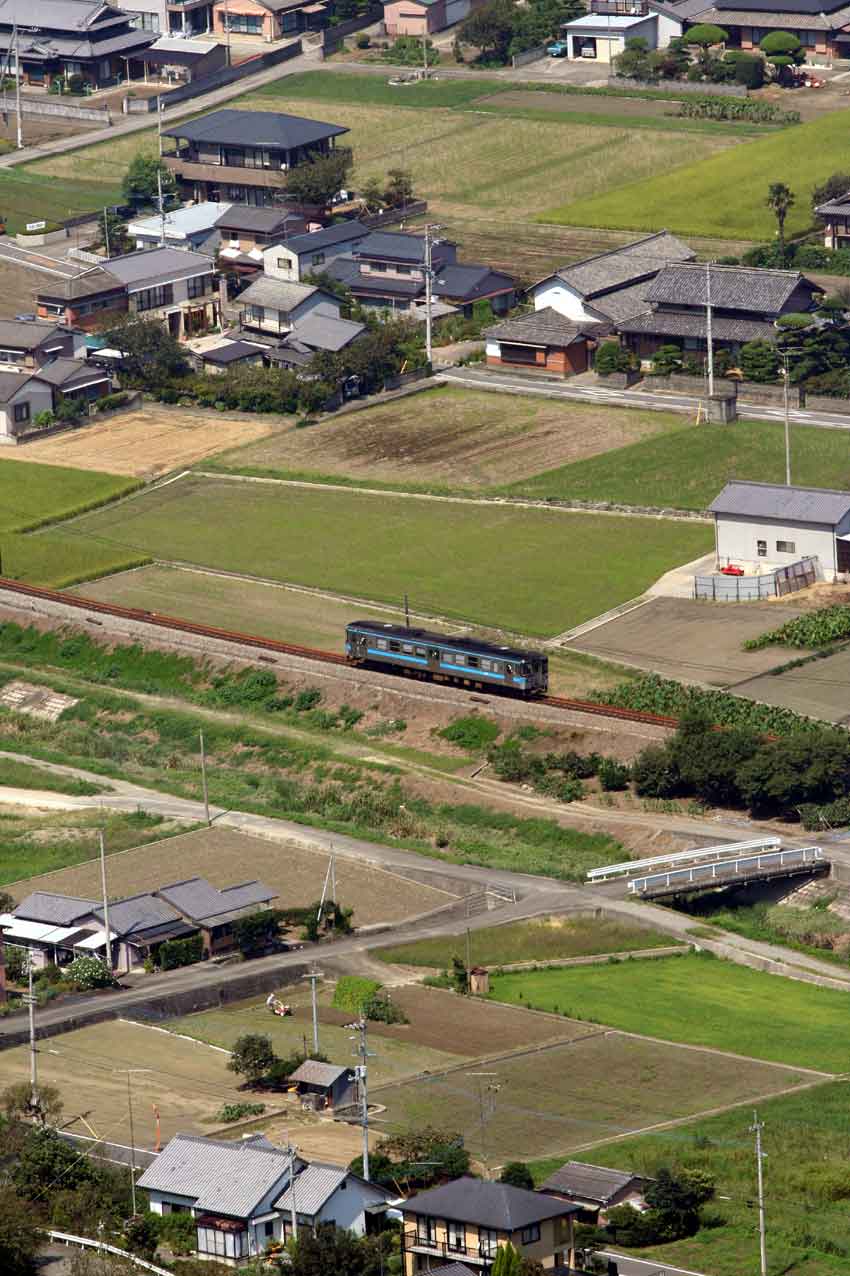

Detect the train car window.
[
  {"left": 416, "top": 647, "right": 427, "bottom": 658},
  {"left": 403, "top": 643, "right": 414, "bottom": 653},
  {"left": 389, "top": 641, "right": 401, "bottom": 652},
  {"left": 467, "top": 656, "right": 479, "bottom": 669},
  {"left": 376, "top": 638, "right": 388, "bottom": 650},
  {"left": 429, "top": 648, "right": 439, "bottom": 659},
  {"left": 480, "top": 659, "right": 492, "bottom": 671},
  {"left": 454, "top": 653, "right": 466, "bottom": 665}
]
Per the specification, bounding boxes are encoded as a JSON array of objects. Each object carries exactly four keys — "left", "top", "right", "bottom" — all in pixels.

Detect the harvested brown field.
[
  {"left": 7, "top": 826, "right": 456, "bottom": 926},
  {"left": 376, "top": 1031, "right": 813, "bottom": 1162},
  {"left": 206, "top": 385, "right": 687, "bottom": 491},
  {"left": 13, "top": 407, "right": 280, "bottom": 480}
]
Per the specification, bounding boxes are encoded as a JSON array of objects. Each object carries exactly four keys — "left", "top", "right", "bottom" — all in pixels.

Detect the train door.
[{"left": 428, "top": 645, "right": 442, "bottom": 678}]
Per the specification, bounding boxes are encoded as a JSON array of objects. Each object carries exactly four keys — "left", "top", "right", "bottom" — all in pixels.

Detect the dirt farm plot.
[
  {"left": 208, "top": 386, "right": 685, "bottom": 491},
  {"left": 566, "top": 596, "right": 807, "bottom": 687},
  {"left": 728, "top": 645, "right": 850, "bottom": 725},
  {"left": 6, "top": 826, "right": 456, "bottom": 926},
  {"left": 375, "top": 1032, "right": 813, "bottom": 1161},
  {"left": 12, "top": 407, "right": 280, "bottom": 480}
]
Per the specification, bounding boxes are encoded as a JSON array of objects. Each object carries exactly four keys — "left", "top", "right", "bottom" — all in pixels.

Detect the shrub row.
[
  {"left": 678, "top": 97, "right": 799, "bottom": 123},
  {"left": 744, "top": 605, "right": 850, "bottom": 650},
  {"left": 590, "top": 672, "right": 817, "bottom": 734}
]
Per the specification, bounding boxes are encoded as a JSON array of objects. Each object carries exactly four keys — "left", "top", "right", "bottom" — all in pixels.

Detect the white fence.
[
  {"left": 48, "top": 1231, "right": 172, "bottom": 1275},
  {"left": 587, "top": 837, "right": 781, "bottom": 882},
  {"left": 695, "top": 556, "right": 818, "bottom": 601},
  {"left": 628, "top": 846, "right": 825, "bottom": 896}
]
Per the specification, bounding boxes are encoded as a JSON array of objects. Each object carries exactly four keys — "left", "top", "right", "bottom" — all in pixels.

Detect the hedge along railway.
[{"left": 0, "top": 577, "right": 681, "bottom": 732}]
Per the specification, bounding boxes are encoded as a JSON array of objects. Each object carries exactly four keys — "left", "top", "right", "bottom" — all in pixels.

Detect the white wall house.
[
  {"left": 238, "top": 278, "right": 342, "bottom": 337},
  {"left": 560, "top": 12, "right": 660, "bottom": 62},
  {"left": 709, "top": 481, "right": 850, "bottom": 579},
  {"left": 0, "top": 373, "right": 53, "bottom": 441}
]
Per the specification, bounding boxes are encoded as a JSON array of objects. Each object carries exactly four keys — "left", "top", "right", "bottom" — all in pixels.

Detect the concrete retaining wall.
[
  {"left": 649, "top": 374, "right": 738, "bottom": 396},
  {"left": 738, "top": 382, "right": 788, "bottom": 406},
  {"left": 512, "top": 45, "right": 547, "bottom": 67},
  {"left": 801, "top": 392, "right": 850, "bottom": 414},
  {"left": 610, "top": 76, "right": 747, "bottom": 97},
  {"left": 14, "top": 97, "right": 111, "bottom": 124}
]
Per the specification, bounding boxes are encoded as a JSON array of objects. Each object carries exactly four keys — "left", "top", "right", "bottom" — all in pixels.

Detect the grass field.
[
  {"left": 206, "top": 385, "right": 686, "bottom": 493},
  {"left": 0, "top": 755, "right": 105, "bottom": 796},
  {"left": 547, "top": 105, "right": 850, "bottom": 240},
  {"left": 8, "top": 825, "right": 454, "bottom": 925},
  {"left": 0, "top": 168, "right": 125, "bottom": 235},
  {"left": 0, "top": 809, "right": 189, "bottom": 889},
  {"left": 67, "top": 475, "right": 712, "bottom": 635},
  {"left": 529, "top": 1081, "right": 850, "bottom": 1276},
  {"left": 508, "top": 417, "right": 850, "bottom": 511},
  {"left": 372, "top": 915, "right": 681, "bottom": 968},
  {"left": 376, "top": 1030, "right": 810, "bottom": 1162},
  {"left": 0, "top": 459, "right": 137, "bottom": 533},
  {"left": 490, "top": 953, "right": 850, "bottom": 1072}
]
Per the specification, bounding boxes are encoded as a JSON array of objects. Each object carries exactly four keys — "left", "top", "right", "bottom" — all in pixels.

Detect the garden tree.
[
  {"left": 232, "top": 908, "right": 283, "bottom": 957},
  {"left": 508, "top": 0, "right": 584, "bottom": 55},
  {"left": 766, "top": 181, "right": 795, "bottom": 260},
  {"left": 818, "top": 294, "right": 848, "bottom": 323},
  {"left": 651, "top": 36, "right": 691, "bottom": 79},
  {"left": 122, "top": 154, "right": 177, "bottom": 206},
  {"left": 309, "top": 319, "right": 424, "bottom": 396},
  {"left": 2, "top": 1081, "right": 64, "bottom": 1128},
  {"left": 645, "top": 1167, "right": 715, "bottom": 1239},
  {"left": 13, "top": 1127, "right": 98, "bottom": 1201},
  {"left": 350, "top": 1127, "right": 470, "bottom": 1189},
  {"left": 457, "top": 0, "right": 517, "bottom": 63},
  {"left": 812, "top": 171, "right": 850, "bottom": 212},
  {"left": 685, "top": 22, "right": 728, "bottom": 44},
  {"left": 722, "top": 49, "right": 764, "bottom": 87},
  {"left": 0, "top": 888, "right": 12, "bottom": 913},
  {"left": 594, "top": 340, "right": 632, "bottom": 374},
  {"left": 760, "top": 29, "right": 805, "bottom": 75},
  {"left": 499, "top": 1162, "right": 534, "bottom": 1190},
  {"left": 125, "top": 1214, "right": 159, "bottom": 1260},
  {"left": 289, "top": 1222, "right": 397, "bottom": 1276},
  {"left": 491, "top": 1242, "right": 522, "bottom": 1276},
  {"left": 285, "top": 148, "right": 353, "bottom": 211},
  {"left": 739, "top": 338, "right": 780, "bottom": 382},
  {"left": 93, "top": 209, "right": 130, "bottom": 257},
  {"left": 0, "top": 1187, "right": 40, "bottom": 1276},
  {"left": 103, "top": 316, "right": 187, "bottom": 387},
  {"left": 361, "top": 176, "right": 386, "bottom": 213},
  {"left": 613, "top": 37, "right": 656, "bottom": 81},
  {"left": 650, "top": 343, "right": 683, "bottom": 376},
  {"left": 65, "top": 955, "right": 113, "bottom": 990},
  {"left": 451, "top": 953, "right": 469, "bottom": 993},
  {"left": 777, "top": 318, "right": 850, "bottom": 384},
  {"left": 384, "top": 168, "right": 415, "bottom": 208},
  {"left": 228, "top": 1033, "right": 277, "bottom": 1084}
]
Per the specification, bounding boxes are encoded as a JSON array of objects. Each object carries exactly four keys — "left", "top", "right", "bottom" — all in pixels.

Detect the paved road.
[{"left": 441, "top": 368, "right": 850, "bottom": 432}]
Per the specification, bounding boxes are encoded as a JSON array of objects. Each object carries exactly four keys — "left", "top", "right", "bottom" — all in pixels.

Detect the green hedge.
[{"left": 158, "top": 933, "right": 204, "bottom": 971}]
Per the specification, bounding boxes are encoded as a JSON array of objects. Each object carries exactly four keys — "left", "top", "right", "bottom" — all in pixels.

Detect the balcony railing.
[
  {"left": 403, "top": 1233, "right": 493, "bottom": 1265},
  {"left": 587, "top": 0, "right": 649, "bottom": 12},
  {"left": 163, "top": 155, "right": 291, "bottom": 189}
]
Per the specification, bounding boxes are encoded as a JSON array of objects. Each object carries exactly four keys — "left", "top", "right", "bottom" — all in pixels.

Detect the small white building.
[
  {"left": 709, "top": 481, "right": 850, "bottom": 579},
  {"left": 559, "top": 1, "right": 683, "bottom": 61},
  {"left": 138, "top": 1133, "right": 395, "bottom": 1265}
]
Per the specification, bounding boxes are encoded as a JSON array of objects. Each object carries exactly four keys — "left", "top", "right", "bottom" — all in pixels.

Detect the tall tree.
[
  {"left": 228, "top": 1034, "right": 277, "bottom": 1084},
  {"left": 122, "top": 154, "right": 177, "bottom": 207},
  {"left": 285, "top": 149, "right": 353, "bottom": 212},
  {"left": 102, "top": 316, "right": 187, "bottom": 388},
  {"left": 499, "top": 1162, "right": 534, "bottom": 1190},
  {"left": 457, "top": 0, "right": 516, "bottom": 63},
  {"left": 766, "top": 182, "right": 795, "bottom": 261},
  {"left": 0, "top": 1187, "right": 40, "bottom": 1276},
  {"left": 491, "top": 1241, "right": 522, "bottom": 1276}
]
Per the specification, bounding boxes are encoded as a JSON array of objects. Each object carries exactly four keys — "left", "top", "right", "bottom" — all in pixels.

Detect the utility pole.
[
  {"left": 705, "top": 259, "right": 714, "bottom": 399},
  {"left": 303, "top": 968, "right": 322, "bottom": 1054},
  {"left": 349, "top": 1018, "right": 374, "bottom": 1181},
  {"left": 103, "top": 207, "right": 111, "bottom": 260},
  {"left": 751, "top": 1110, "right": 767, "bottom": 1276},
  {"left": 13, "top": 26, "right": 22, "bottom": 151},
  {"left": 422, "top": 32, "right": 428, "bottom": 77},
  {"left": 780, "top": 349, "right": 791, "bottom": 486},
  {"left": 199, "top": 730, "right": 210, "bottom": 825},
  {"left": 468, "top": 1072, "right": 499, "bottom": 1173},
  {"left": 127, "top": 1072, "right": 137, "bottom": 1216},
  {"left": 25, "top": 959, "right": 38, "bottom": 1116},
  {"left": 157, "top": 93, "right": 163, "bottom": 157},
  {"left": 99, "top": 830, "right": 112, "bottom": 973},
  {"left": 424, "top": 224, "right": 442, "bottom": 368},
  {"left": 287, "top": 1143, "right": 299, "bottom": 1241},
  {"left": 223, "top": 0, "right": 232, "bottom": 66},
  {"left": 157, "top": 166, "right": 166, "bottom": 247},
  {"left": 404, "top": 593, "right": 410, "bottom": 627},
  {"left": 465, "top": 927, "right": 472, "bottom": 993}
]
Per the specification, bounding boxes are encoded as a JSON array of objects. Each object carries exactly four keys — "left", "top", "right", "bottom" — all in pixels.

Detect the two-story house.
[
  {"left": 216, "top": 206, "right": 308, "bottom": 277},
  {"left": 264, "top": 221, "right": 371, "bottom": 284},
  {"left": 0, "top": 0, "right": 155, "bottom": 89},
  {"left": 0, "top": 359, "right": 112, "bottom": 441},
  {"left": 161, "top": 108, "right": 350, "bottom": 208},
  {"left": 103, "top": 247, "right": 219, "bottom": 338},
  {"left": 0, "top": 320, "right": 86, "bottom": 371},
  {"left": 616, "top": 263, "right": 821, "bottom": 362},
  {"left": 36, "top": 267, "right": 128, "bottom": 333},
  {"left": 237, "top": 277, "right": 343, "bottom": 338},
  {"left": 401, "top": 1177, "right": 580, "bottom": 1275},
  {"left": 138, "top": 1133, "right": 395, "bottom": 1265}
]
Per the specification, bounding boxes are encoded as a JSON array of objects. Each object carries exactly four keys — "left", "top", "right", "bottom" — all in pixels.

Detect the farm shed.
[
  {"left": 289, "top": 1059, "right": 355, "bottom": 1109},
  {"left": 485, "top": 310, "right": 601, "bottom": 378},
  {"left": 709, "top": 481, "right": 850, "bottom": 581},
  {"left": 538, "top": 1160, "right": 649, "bottom": 1224}
]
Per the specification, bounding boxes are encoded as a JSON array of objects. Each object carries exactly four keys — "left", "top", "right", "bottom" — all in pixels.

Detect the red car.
[{"left": 720, "top": 564, "right": 744, "bottom": 576}]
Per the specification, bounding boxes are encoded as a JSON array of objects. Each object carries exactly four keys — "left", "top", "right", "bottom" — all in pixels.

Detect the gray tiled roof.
[
  {"left": 32, "top": 358, "right": 108, "bottom": 390},
  {"left": 694, "top": 3, "right": 850, "bottom": 22},
  {"left": 290, "top": 1060, "right": 351, "bottom": 1087},
  {"left": 15, "top": 892, "right": 97, "bottom": 926},
  {"left": 589, "top": 279, "right": 654, "bottom": 324},
  {"left": 290, "top": 312, "right": 364, "bottom": 352},
  {"left": 403, "top": 1178, "right": 580, "bottom": 1229},
  {"left": 238, "top": 277, "right": 323, "bottom": 311},
  {"left": 201, "top": 341, "right": 265, "bottom": 365},
  {"left": 0, "top": 371, "right": 35, "bottom": 402},
  {"left": 356, "top": 230, "right": 428, "bottom": 264},
  {"left": 617, "top": 310, "right": 776, "bottom": 342},
  {"left": 487, "top": 307, "right": 598, "bottom": 347},
  {"left": 433, "top": 264, "right": 515, "bottom": 302},
  {"left": 137, "top": 1134, "right": 295, "bottom": 1218},
  {"left": 215, "top": 207, "right": 304, "bottom": 235},
  {"left": 815, "top": 192, "right": 850, "bottom": 217},
  {"left": 540, "top": 1161, "right": 642, "bottom": 1205},
  {"left": 157, "top": 876, "right": 277, "bottom": 924},
  {"left": 283, "top": 221, "right": 371, "bottom": 256},
  {"left": 92, "top": 892, "right": 184, "bottom": 939},
  {"left": 426, "top": 1265, "right": 479, "bottom": 1276},
  {"left": 0, "top": 321, "right": 67, "bottom": 351},
  {"left": 163, "top": 109, "right": 348, "bottom": 150},
  {"left": 646, "top": 263, "right": 812, "bottom": 314},
  {"left": 542, "top": 231, "right": 694, "bottom": 299},
  {"left": 275, "top": 1163, "right": 392, "bottom": 1216},
  {"left": 105, "top": 248, "right": 212, "bottom": 289},
  {"left": 709, "top": 480, "right": 850, "bottom": 525}
]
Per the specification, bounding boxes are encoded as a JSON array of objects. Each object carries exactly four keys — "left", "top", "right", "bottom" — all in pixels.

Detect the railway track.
[{"left": 0, "top": 577, "right": 679, "bottom": 732}]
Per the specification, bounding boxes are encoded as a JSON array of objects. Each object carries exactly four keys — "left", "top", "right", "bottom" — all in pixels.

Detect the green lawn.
[
  {"left": 529, "top": 1080, "right": 850, "bottom": 1276},
  {"left": 66, "top": 475, "right": 711, "bottom": 635},
  {"left": 0, "top": 169, "right": 126, "bottom": 235},
  {"left": 0, "top": 808, "right": 184, "bottom": 887},
  {"left": 248, "top": 70, "right": 512, "bottom": 108},
  {"left": 508, "top": 418, "right": 850, "bottom": 512},
  {"left": 0, "top": 756, "right": 105, "bottom": 796},
  {"left": 373, "top": 916, "right": 681, "bottom": 968},
  {"left": 545, "top": 106, "right": 850, "bottom": 240},
  {"left": 490, "top": 953, "right": 850, "bottom": 1072}
]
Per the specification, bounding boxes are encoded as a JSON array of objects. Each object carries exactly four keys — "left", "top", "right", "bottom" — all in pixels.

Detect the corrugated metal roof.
[
  {"left": 137, "top": 1134, "right": 294, "bottom": 1218},
  {"left": 709, "top": 480, "right": 850, "bottom": 524},
  {"left": 106, "top": 248, "right": 212, "bottom": 289},
  {"left": 275, "top": 1164, "right": 346, "bottom": 1215},
  {"left": 540, "top": 1161, "right": 641, "bottom": 1205}
]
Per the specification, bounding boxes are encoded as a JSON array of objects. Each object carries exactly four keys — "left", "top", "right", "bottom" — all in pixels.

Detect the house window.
[
  {"left": 130, "top": 11, "right": 160, "bottom": 30},
  {"left": 134, "top": 283, "right": 174, "bottom": 312},
  {"left": 776, "top": 540, "right": 796, "bottom": 554},
  {"left": 0, "top": 350, "right": 18, "bottom": 363},
  {"left": 757, "top": 540, "right": 767, "bottom": 557},
  {"left": 799, "top": 27, "right": 817, "bottom": 44},
  {"left": 520, "top": 1225, "right": 541, "bottom": 1245},
  {"left": 447, "top": 1220, "right": 465, "bottom": 1252},
  {"left": 13, "top": 403, "right": 30, "bottom": 424},
  {"left": 311, "top": 252, "right": 325, "bottom": 266},
  {"left": 197, "top": 1225, "right": 248, "bottom": 1259},
  {"left": 416, "top": 1217, "right": 438, "bottom": 1244},
  {"left": 222, "top": 12, "right": 263, "bottom": 32},
  {"left": 245, "top": 305, "right": 265, "bottom": 325},
  {"left": 264, "top": 1221, "right": 274, "bottom": 1238},
  {"left": 187, "top": 274, "right": 212, "bottom": 299},
  {"left": 479, "top": 1229, "right": 499, "bottom": 1259}
]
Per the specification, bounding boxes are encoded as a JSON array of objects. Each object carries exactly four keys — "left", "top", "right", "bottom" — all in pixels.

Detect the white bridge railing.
[
  {"left": 588, "top": 837, "right": 782, "bottom": 883},
  {"left": 628, "top": 846, "right": 824, "bottom": 896}
]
